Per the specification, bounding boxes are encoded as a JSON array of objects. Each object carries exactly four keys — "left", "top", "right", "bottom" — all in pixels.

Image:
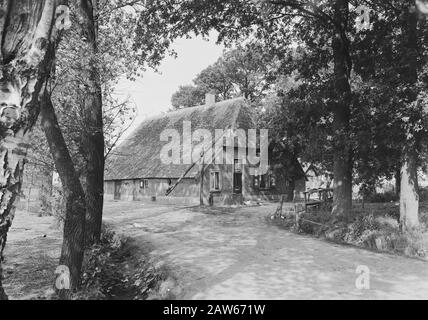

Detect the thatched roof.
[{"left": 105, "top": 97, "right": 255, "bottom": 180}]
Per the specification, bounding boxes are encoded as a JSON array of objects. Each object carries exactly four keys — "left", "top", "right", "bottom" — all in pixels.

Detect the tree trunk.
[
  {"left": 80, "top": 0, "right": 104, "bottom": 245},
  {"left": 287, "top": 179, "right": 295, "bottom": 202},
  {"left": 0, "top": 134, "right": 29, "bottom": 300},
  {"left": 40, "top": 90, "right": 86, "bottom": 298},
  {"left": 0, "top": 0, "right": 68, "bottom": 300},
  {"left": 200, "top": 153, "right": 205, "bottom": 205},
  {"left": 395, "top": 166, "right": 401, "bottom": 198},
  {"left": 331, "top": 0, "right": 353, "bottom": 219},
  {"left": 399, "top": 6, "right": 420, "bottom": 230},
  {"left": 400, "top": 149, "right": 419, "bottom": 229},
  {"left": 39, "top": 168, "right": 53, "bottom": 215}
]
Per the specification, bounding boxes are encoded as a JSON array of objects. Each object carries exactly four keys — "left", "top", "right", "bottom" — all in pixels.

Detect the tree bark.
[
  {"left": 40, "top": 90, "right": 86, "bottom": 298},
  {"left": 395, "top": 166, "right": 401, "bottom": 198},
  {"left": 399, "top": 5, "right": 420, "bottom": 230},
  {"left": 331, "top": 0, "right": 353, "bottom": 219},
  {"left": 400, "top": 149, "right": 419, "bottom": 229},
  {"left": 0, "top": 0, "right": 68, "bottom": 300},
  {"left": 39, "top": 168, "right": 53, "bottom": 215},
  {"left": 80, "top": 0, "right": 104, "bottom": 245},
  {"left": 0, "top": 134, "right": 28, "bottom": 300},
  {"left": 287, "top": 179, "right": 295, "bottom": 202}
]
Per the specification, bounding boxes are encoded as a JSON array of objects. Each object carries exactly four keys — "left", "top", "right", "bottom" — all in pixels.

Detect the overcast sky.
[{"left": 116, "top": 32, "right": 225, "bottom": 140}]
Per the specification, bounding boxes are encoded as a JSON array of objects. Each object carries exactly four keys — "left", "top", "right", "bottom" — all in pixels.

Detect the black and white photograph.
[{"left": 1, "top": 0, "right": 428, "bottom": 309}]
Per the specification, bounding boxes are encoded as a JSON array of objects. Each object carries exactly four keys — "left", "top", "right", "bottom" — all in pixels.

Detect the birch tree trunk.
[
  {"left": 39, "top": 168, "right": 53, "bottom": 215},
  {"left": 400, "top": 148, "right": 419, "bottom": 229},
  {"left": 80, "top": 0, "right": 104, "bottom": 245},
  {"left": 331, "top": 0, "right": 353, "bottom": 220},
  {"left": 395, "top": 166, "right": 401, "bottom": 198},
  {"left": 0, "top": 0, "right": 68, "bottom": 300},
  {"left": 399, "top": 5, "right": 420, "bottom": 230}
]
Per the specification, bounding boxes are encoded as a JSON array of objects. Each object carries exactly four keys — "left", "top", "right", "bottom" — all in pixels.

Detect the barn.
[{"left": 104, "top": 95, "right": 306, "bottom": 205}]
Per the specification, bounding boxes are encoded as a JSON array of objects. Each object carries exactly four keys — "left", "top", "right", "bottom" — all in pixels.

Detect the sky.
[{"left": 115, "top": 32, "right": 225, "bottom": 140}]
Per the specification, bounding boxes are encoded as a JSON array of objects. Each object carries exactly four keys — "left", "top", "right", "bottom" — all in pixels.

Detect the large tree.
[
  {"left": 171, "top": 85, "right": 205, "bottom": 109},
  {"left": 171, "top": 43, "right": 279, "bottom": 108},
  {"left": 50, "top": 0, "right": 141, "bottom": 246},
  {"left": 40, "top": 90, "right": 86, "bottom": 299},
  {"left": 78, "top": 0, "right": 105, "bottom": 245},
  {"left": 352, "top": 0, "right": 428, "bottom": 229},
  {"left": 194, "top": 60, "right": 234, "bottom": 101},
  {"left": 0, "top": 0, "right": 70, "bottom": 300},
  {"left": 135, "top": 0, "right": 357, "bottom": 218},
  {"left": 218, "top": 43, "right": 278, "bottom": 101}
]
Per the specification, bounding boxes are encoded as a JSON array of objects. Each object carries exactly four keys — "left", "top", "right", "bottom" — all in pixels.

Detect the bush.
[
  {"left": 51, "top": 185, "right": 66, "bottom": 225},
  {"left": 268, "top": 203, "right": 428, "bottom": 260},
  {"left": 75, "top": 225, "right": 179, "bottom": 300},
  {"left": 76, "top": 226, "right": 128, "bottom": 299},
  {"left": 364, "top": 191, "right": 399, "bottom": 203},
  {"left": 298, "top": 210, "right": 333, "bottom": 236},
  {"left": 420, "top": 187, "right": 428, "bottom": 202}
]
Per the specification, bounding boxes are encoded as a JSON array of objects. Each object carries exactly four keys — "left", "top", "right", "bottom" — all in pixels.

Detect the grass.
[
  {"left": 269, "top": 202, "right": 428, "bottom": 260},
  {"left": 188, "top": 205, "right": 240, "bottom": 215},
  {"left": 3, "top": 237, "right": 60, "bottom": 300},
  {"left": 3, "top": 221, "right": 178, "bottom": 300},
  {"left": 75, "top": 225, "right": 179, "bottom": 300}
]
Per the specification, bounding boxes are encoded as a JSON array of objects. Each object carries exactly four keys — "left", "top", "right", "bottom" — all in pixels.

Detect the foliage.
[
  {"left": 21, "top": 2, "right": 144, "bottom": 224},
  {"left": 364, "top": 191, "right": 399, "bottom": 204},
  {"left": 171, "top": 85, "right": 206, "bottom": 109},
  {"left": 351, "top": 1, "right": 428, "bottom": 183},
  {"left": 171, "top": 43, "right": 279, "bottom": 109},
  {"left": 269, "top": 203, "right": 428, "bottom": 259},
  {"left": 135, "top": 1, "right": 428, "bottom": 220},
  {"left": 51, "top": 184, "right": 66, "bottom": 225},
  {"left": 193, "top": 59, "right": 234, "bottom": 101},
  {"left": 76, "top": 225, "right": 179, "bottom": 300},
  {"left": 22, "top": 1, "right": 143, "bottom": 178},
  {"left": 212, "top": 43, "right": 278, "bottom": 101},
  {"left": 52, "top": 1, "right": 140, "bottom": 166},
  {"left": 77, "top": 226, "right": 127, "bottom": 299}
]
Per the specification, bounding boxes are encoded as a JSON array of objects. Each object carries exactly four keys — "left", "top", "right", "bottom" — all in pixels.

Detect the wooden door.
[
  {"left": 114, "top": 181, "right": 121, "bottom": 200},
  {"left": 233, "top": 159, "right": 242, "bottom": 194}
]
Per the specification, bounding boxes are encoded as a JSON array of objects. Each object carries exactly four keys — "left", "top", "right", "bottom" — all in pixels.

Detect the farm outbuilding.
[{"left": 104, "top": 96, "right": 306, "bottom": 205}]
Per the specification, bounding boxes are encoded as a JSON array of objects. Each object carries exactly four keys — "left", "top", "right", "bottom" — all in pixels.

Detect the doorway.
[
  {"left": 114, "top": 181, "right": 122, "bottom": 200},
  {"left": 233, "top": 159, "right": 242, "bottom": 194}
]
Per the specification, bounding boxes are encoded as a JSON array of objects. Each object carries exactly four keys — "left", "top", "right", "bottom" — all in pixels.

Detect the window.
[
  {"left": 269, "top": 170, "right": 276, "bottom": 187},
  {"left": 260, "top": 174, "right": 268, "bottom": 189},
  {"left": 253, "top": 167, "right": 275, "bottom": 190},
  {"left": 140, "top": 179, "right": 149, "bottom": 189},
  {"left": 253, "top": 175, "right": 260, "bottom": 188},
  {"left": 210, "top": 170, "right": 221, "bottom": 191},
  {"left": 234, "top": 159, "right": 242, "bottom": 173}
]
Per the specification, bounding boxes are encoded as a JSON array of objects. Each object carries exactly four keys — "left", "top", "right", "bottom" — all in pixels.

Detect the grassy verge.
[
  {"left": 4, "top": 221, "right": 178, "bottom": 300},
  {"left": 74, "top": 225, "right": 179, "bottom": 300},
  {"left": 268, "top": 202, "right": 428, "bottom": 260}
]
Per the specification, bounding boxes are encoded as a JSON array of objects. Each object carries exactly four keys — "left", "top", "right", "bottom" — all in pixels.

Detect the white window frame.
[{"left": 140, "top": 179, "right": 149, "bottom": 189}]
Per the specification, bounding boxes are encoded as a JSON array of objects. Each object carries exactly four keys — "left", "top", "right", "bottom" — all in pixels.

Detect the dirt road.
[{"left": 103, "top": 201, "right": 428, "bottom": 300}]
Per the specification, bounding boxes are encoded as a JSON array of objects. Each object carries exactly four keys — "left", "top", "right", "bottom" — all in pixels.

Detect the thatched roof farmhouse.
[{"left": 104, "top": 96, "right": 306, "bottom": 205}]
